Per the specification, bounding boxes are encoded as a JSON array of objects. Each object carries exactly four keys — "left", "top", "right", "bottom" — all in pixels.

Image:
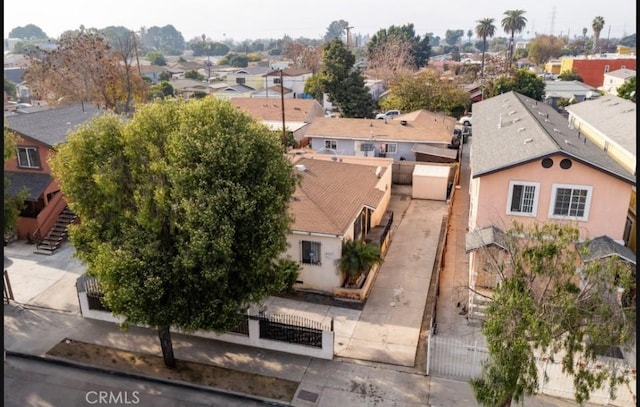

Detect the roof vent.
[
  {"left": 518, "top": 128, "right": 526, "bottom": 133},
  {"left": 375, "top": 166, "right": 382, "bottom": 178},
  {"left": 524, "top": 138, "right": 533, "bottom": 144},
  {"left": 400, "top": 120, "right": 407, "bottom": 126},
  {"left": 294, "top": 164, "right": 307, "bottom": 172}
]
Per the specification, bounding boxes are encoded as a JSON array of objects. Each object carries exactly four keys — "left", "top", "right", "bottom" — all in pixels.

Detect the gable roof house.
[
  {"left": 543, "top": 80, "right": 598, "bottom": 112},
  {"left": 284, "top": 153, "right": 393, "bottom": 294},
  {"left": 224, "top": 66, "right": 271, "bottom": 90},
  {"left": 305, "top": 110, "right": 458, "bottom": 162},
  {"left": 4, "top": 104, "right": 107, "bottom": 249},
  {"left": 599, "top": 68, "right": 636, "bottom": 95},
  {"left": 211, "top": 84, "right": 256, "bottom": 101},
  {"left": 466, "top": 91, "right": 635, "bottom": 321},
  {"left": 263, "top": 68, "right": 313, "bottom": 97},
  {"left": 229, "top": 98, "right": 325, "bottom": 147},
  {"left": 565, "top": 94, "right": 637, "bottom": 252}
]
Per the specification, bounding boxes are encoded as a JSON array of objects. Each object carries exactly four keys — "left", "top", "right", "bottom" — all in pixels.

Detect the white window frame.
[
  {"left": 548, "top": 184, "right": 593, "bottom": 221},
  {"left": 325, "top": 140, "right": 337, "bottom": 150},
  {"left": 381, "top": 143, "right": 397, "bottom": 154},
  {"left": 604, "top": 65, "right": 610, "bottom": 73},
  {"left": 300, "top": 240, "right": 321, "bottom": 265},
  {"left": 17, "top": 146, "right": 41, "bottom": 168},
  {"left": 506, "top": 181, "right": 540, "bottom": 217}
]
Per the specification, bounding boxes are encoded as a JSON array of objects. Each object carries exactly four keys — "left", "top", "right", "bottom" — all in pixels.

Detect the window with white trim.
[
  {"left": 301, "top": 240, "right": 321, "bottom": 265},
  {"left": 17, "top": 147, "right": 41, "bottom": 168},
  {"left": 325, "top": 140, "right": 337, "bottom": 150},
  {"left": 604, "top": 65, "right": 610, "bottom": 73},
  {"left": 380, "top": 143, "right": 397, "bottom": 154},
  {"left": 506, "top": 181, "right": 540, "bottom": 216},
  {"left": 549, "top": 184, "right": 592, "bottom": 220}
]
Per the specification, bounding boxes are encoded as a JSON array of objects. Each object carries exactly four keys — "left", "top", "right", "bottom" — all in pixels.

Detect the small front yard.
[{"left": 46, "top": 338, "right": 299, "bottom": 402}]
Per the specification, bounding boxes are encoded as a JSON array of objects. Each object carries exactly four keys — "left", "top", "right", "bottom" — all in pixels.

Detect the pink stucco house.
[{"left": 466, "top": 91, "right": 636, "bottom": 321}]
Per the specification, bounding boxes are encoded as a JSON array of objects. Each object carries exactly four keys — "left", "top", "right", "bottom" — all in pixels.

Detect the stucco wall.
[
  {"left": 472, "top": 154, "right": 632, "bottom": 240},
  {"left": 285, "top": 233, "right": 344, "bottom": 293}
]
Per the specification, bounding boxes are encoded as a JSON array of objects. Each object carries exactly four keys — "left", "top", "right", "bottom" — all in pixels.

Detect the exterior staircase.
[
  {"left": 35, "top": 207, "right": 78, "bottom": 255},
  {"left": 467, "top": 289, "right": 493, "bottom": 327}
]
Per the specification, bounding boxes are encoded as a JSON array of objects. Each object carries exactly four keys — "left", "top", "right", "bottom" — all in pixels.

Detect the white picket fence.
[{"left": 426, "top": 333, "right": 637, "bottom": 407}]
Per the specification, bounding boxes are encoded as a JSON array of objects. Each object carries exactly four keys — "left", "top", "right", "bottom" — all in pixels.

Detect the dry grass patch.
[{"left": 46, "top": 339, "right": 298, "bottom": 401}]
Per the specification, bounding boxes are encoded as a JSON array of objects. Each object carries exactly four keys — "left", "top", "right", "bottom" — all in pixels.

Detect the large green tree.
[
  {"left": 324, "top": 20, "right": 349, "bottom": 43},
  {"left": 8, "top": 24, "right": 48, "bottom": 40},
  {"left": 49, "top": 98, "right": 298, "bottom": 368},
  {"left": 317, "top": 38, "right": 375, "bottom": 118},
  {"left": 471, "top": 223, "right": 635, "bottom": 407},
  {"left": 24, "top": 30, "right": 146, "bottom": 113},
  {"left": 526, "top": 34, "right": 564, "bottom": 65},
  {"left": 501, "top": 10, "right": 528, "bottom": 69},
  {"left": 486, "top": 68, "right": 545, "bottom": 100},
  {"left": 475, "top": 18, "right": 497, "bottom": 79},
  {"left": 592, "top": 16, "right": 605, "bottom": 54},
  {"left": 380, "top": 69, "right": 470, "bottom": 117},
  {"left": 366, "top": 24, "right": 431, "bottom": 68}
]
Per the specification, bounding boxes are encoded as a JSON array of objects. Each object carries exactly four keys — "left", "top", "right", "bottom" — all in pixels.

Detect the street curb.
[{"left": 6, "top": 350, "right": 292, "bottom": 406}]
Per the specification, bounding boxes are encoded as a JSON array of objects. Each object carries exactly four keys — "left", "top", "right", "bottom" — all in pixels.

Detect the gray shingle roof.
[
  {"left": 5, "top": 171, "right": 52, "bottom": 200},
  {"left": 4, "top": 104, "right": 106, "bottom": 147},
  {"left": 471, "top": 91, "right": 635, "bottom": 184},
  {"left": 465, "top": 225, "right": 509, "bottom": 252},
  {"left": 544, "top": 80, "right": 596, "bottom": 99},
  {"left": 565, "top": 94, "right": 636, "bottom": 158},
  {"left": 578, "top": 235, "right": 636, "bottom": 265}
]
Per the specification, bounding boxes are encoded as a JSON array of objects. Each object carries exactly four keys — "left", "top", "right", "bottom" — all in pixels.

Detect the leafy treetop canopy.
[{"left": 50, "top": 98, "right": 298, "bottom": 332}]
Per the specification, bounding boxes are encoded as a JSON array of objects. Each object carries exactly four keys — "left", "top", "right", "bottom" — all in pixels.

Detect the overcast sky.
[{"left": 4, "top": 0, "right": 636, "bottom": 42}]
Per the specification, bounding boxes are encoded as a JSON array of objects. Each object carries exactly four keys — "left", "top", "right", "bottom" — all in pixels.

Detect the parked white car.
[{"left": 376, "top": 110, "right": 401, "bottom": 120}]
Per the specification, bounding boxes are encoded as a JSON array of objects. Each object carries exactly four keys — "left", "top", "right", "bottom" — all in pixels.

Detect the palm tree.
[
  {"left": 501, "top": 9, "right": 527, "bottom": 70},
  {"left": 475, "top": 18, "right": 496, "bottom": 79},
  {"left": 335, "top": 238, "right": 383, "bottom": 287},
  {"left": 592, "top": 16, "right": 605, "bottom": 54}
]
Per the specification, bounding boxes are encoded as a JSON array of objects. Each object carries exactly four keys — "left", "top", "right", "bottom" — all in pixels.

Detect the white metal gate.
[{"left": 426, "top": 334, "right": 488, "bottom": 379}]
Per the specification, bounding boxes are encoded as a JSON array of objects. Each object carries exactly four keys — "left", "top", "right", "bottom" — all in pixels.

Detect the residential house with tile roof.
[
  {"left": 284, "top": 153, "right": 393, "bottom": 294},
  {"left": 251, "top": 85, "right": 294, "bottom": 99},
  {"left": 229, "top": 98, "right": 324, "bottom": 147},
  {"left": 4, "top": 104, "right": 107, "bottom": 244},
  {"left": 565, "top": 94, "right": 637, "bottom": 251},
  {"left": 305, "top": 110, "right": 458, "bottom": 162}
]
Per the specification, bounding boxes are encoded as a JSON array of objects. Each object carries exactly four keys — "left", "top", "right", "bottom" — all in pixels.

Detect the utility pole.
[{"left": 280, "top": 69, "right": 286, "bottom": 153}]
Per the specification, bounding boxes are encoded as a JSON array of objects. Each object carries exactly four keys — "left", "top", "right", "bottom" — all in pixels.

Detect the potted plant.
[{"left": 335, "top": 238, "right": 383, "bottom": 288}]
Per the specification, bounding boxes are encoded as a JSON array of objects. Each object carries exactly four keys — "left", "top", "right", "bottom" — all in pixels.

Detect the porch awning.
[
  {"left": 465, "top": 226, "right": 509, "bottom": 252},
  {"left": 411, "top": 144, "right": 458, "bottom": 160},
  {"left": 5, "top": 171, "right": 52, "bottom": 200}
]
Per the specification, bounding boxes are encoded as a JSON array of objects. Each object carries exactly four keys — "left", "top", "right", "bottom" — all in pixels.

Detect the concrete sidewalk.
[{"left": 4, "top": 304, "right": 591, "bottom": 407}]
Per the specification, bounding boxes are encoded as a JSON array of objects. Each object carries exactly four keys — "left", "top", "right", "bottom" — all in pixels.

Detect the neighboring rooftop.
[
  {"left": 543, "top": 80, "right": 597, "bottom": 100},
  {"left": 5, "top": 103, "right": 107, "bottom": 147},
  {"left": 578, "top": 235, "right": 637, "bottom": 265},
  {"left": 229, "top": 98, "right": 323, "bottom": 122},
  {"left": 565, "top": 94, "right": 636, "bottom": 158},
  {"left": 305, "top": 110, "right": 456, "bottom": 144},
  {"left": 471, "top": 91, "right": 635, "bottom": 184},
  {"left": 288, "top": 157, "right": 387, "bottom": 235}
]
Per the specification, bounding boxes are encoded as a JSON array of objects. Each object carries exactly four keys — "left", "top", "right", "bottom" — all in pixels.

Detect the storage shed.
[{"left": 412, "top": 164, "right": 451, "bottom": 201}]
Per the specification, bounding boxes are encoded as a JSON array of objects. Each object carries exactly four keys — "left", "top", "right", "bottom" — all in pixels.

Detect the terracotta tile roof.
[
  {"left": 305, "top": 110, "right": 456, "bottom": 143},
  {"left": 230, "top": 98, "right": 324, "bottom": 122},
  {"left": 289, "top": 158, "right": 387, "bottom": 235}
]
